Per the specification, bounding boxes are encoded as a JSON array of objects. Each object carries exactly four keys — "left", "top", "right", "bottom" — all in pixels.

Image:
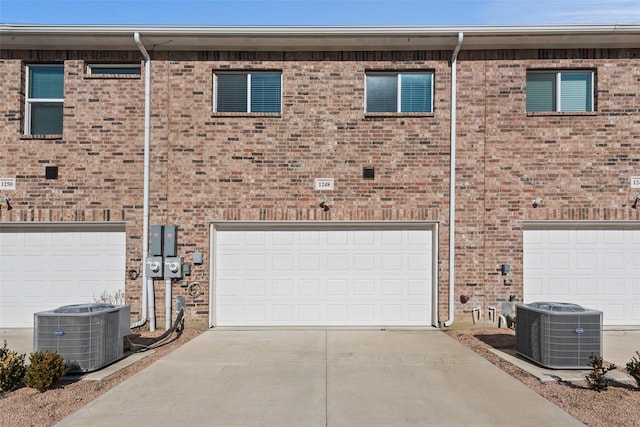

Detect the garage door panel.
[
  {"left": 214, "top": 227, "right": 433, "bottom": 327},
  {"left": 354, "top": 232, "right": 375, "bottom": 245},
  {"left": 327, "top": 304, "right": 348, "bottom": 321},
  {"left": 548, "top": 230, "right": 570, "bottom": 244},
  {"left": 548, "top": 253, "right": 570, "bottom": 269},
  {"left": 382, "top": 254, "right": 402, "bottom": 270},
  {"left": 576, "top": 230, "right": 598, "bottom": 244},
  {"left": 603, "top": 230, "right": 625, "bottom": 244},
  {"left": 382, "top": 305, "right": 402, "bottom": 321},
  {"left": 576, "top": 252, "right": 598, "bottom": 269},
  {"left": 524, "top": 227, "right": 639, "bottom": 326},
  {"left": 273, "top": 279, "right": 294, "bottom": 295},
  {"left": 0, "top": 227, "right": 125, "bottom": 328},
  {"left": 576, "top": 279, "right": 598, "bottom": 295},
  {"left": 408, "top": 254, "right": 429, "bottom": 270},
  {"left": 327, "top": 254, "right": 348, "bottom": 270},
  {"left": 603, "top": 253, "right": 625, "bottom": 269},
  {"left": 382, "top": 279, "right": 402, "bottom": 295},
  {"left": 300, "top": 254, "right": 320, "bottom": 270}
]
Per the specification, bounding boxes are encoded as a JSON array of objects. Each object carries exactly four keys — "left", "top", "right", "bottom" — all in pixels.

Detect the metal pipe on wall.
[
  {"left": 133, "top": 32, "right": 155, "bottom": 331},
  {"left": 444, "top": 32, "right": 464, "bottom": 328}
]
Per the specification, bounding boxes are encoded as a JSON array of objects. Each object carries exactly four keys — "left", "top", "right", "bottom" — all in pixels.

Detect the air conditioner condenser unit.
[
  {"left": 516, "top": 302, "right": 602, "bottom": 369},
  {"left": 34, "top": 303, "right": 131, "bottom": 373}
]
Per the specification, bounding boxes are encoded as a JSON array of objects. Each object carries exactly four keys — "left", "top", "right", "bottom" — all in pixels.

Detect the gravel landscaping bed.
[{"left": 445, "top": 328, "right": 639, "bottom": 427}]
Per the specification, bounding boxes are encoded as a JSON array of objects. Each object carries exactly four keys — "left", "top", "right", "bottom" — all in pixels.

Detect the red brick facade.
[{"left": 2, "top": 36, "right": 639, "bottom": 327}]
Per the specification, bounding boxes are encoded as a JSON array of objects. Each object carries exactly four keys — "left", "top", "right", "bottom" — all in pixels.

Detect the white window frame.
[
  {"left": 24, "top": 64, "right": 64, "bottom": 135},
  {"left": 213, "top": 71, "right": 283, "bottom": 113},
  {"left": 527, "top": 70, "right": 595, "bottom": 113},
  {"left": 365, "top": 72, "right": 434, "bottom": 113}
]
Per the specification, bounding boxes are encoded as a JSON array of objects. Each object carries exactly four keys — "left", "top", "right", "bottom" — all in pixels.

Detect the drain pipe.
[
  {"left": 443, "top": 32, "right": 464, "bottom": 328},
  {"left": 132, "top": 32, "right": 155, "bottom": 331}
]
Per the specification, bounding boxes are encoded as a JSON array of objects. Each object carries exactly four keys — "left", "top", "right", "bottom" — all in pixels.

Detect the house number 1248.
[{"left": 315, "top": 178, "right": 334, "bottom": 191}]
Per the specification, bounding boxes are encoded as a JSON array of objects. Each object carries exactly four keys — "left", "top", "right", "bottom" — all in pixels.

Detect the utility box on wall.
[
  {"left": 150, "top": 225, "right": 164, "bottom": 256},
  {"left": 163, "top": 225, "right": 177, "bottom": 257},
  {"left": 146, "top": 256, "right": 164, "bottom": 278},
  {"left": 164, "top": 257, "right": 183, "bottom": 279}
]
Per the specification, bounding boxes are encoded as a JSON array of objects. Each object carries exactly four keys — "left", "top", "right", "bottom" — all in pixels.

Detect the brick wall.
[{"left": 1, "top": 47, "right": 639, "bottom": 327}]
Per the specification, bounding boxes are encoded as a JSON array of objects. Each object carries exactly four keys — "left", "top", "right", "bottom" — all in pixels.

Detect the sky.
[{"left": 0, "top": 0, "right": 639, "bottom": 26}]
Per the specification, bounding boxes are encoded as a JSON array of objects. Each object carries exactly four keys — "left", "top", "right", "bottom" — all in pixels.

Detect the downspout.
[
  {"left": 132, "top": 32, "right": 155, "bottom": 331},
  {"left": 443, "top": 32, "right": 464, "bottom": 327}
]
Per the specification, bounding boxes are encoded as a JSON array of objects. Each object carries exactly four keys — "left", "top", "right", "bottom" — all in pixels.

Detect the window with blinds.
[
  {"left": 526, "top": 70, "right": 594, "bottom": 112},
  {"left": 25, "top": 65, "right": 64, "bottom": 135},
  {"left": 215, "top": 72, "right": 282, "bottom": 113},
  {"left": 366, "top": 72, "right": 433, "bottom": 113}
]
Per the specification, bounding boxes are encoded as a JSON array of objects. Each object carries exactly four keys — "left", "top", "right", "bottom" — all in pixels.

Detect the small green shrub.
[
  {"left": 24, "top": 350, "right": 67, "bottom": 392},
  {"left": 0, "top": 340, "right": 26, "bottom": 392},
  {"left": 586, "top": 353, "right": 616, "bottom": 392},
  {"left": 626, "top": 351, "right": 640, "bottom": 388}
]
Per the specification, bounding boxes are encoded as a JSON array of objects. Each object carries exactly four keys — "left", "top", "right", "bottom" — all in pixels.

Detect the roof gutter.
[
  {"left": 443, "top": 32, "right": 463, "bottom": 328},
  {"left": 131, "top": 32, "right": 154, "bottom": 331}
]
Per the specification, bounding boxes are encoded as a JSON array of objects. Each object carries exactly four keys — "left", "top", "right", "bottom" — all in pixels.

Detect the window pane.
[
  {"left": 400, "top": 73, "right": 432, "bottom": 112},
  {"left": 29, "top": 65, "right": 64, "bottom": 99},
  {"left": 527, "top": 73, "right": 556, "bottom": 112},
  {"left": 217, "top": 74, "right": 248, "bottom": 112},
  {"left": 251, "top": 73, "right": 281, "bottom": 113},
  {"left": 90, "top": 66, "right": 141, "bottom": 75},
  {"left": 31, "top": 103, "right": 63, "bottom": 134},
  {"left": 366, "top": 75, "right": 397, "bottom": 112},
  {"left": 561, "top": 72, "right": 592, "bottom": 112}
]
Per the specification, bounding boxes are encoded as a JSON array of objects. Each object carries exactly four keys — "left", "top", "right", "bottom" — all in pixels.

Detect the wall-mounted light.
[
  {"left": 319, "top": 195, "right": 330, "bottom": 212},
  {"left": 1, "top": 195, "right": 12, "bottom": 211},
  {"left": 501, "top": 264, "right": 511, "bottom": 275},
  {"left": 632, "top": 195, "right": 640, "bottom": 209},
  {"left": 533, "top": 197, "right": 543, "bottom": 208}
]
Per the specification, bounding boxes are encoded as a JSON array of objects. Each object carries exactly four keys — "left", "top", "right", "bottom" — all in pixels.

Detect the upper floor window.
[
  {"left": 366, "top": 72, "right": 433, "bottom": 113},
  {"left": 25, "top": 64, "right": 64, "bottom": 135},
  {"left": 526, "top": 70, "right": 594, "bottom": 112},
  {"left": 87, "top": 64, "right": 141, "bottom": 75},
  {"left": 214, "top": 71, "right": 282, "bottom": 113}
]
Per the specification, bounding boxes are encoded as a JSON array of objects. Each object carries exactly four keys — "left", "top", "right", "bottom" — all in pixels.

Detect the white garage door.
[
  {"left": 0, "top": 224, "right": 126, "bottom": 328},
  {"left": 524, "top": 227, "right": 640, "bottom": 326},
  {"left": 212, "top": 225, "right": 435, "bottom": 327}
]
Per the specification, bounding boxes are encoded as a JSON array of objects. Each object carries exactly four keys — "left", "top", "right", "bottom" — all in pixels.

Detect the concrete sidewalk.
[{"left": 56, "top": 330, "right": 584, "bottom": 426}]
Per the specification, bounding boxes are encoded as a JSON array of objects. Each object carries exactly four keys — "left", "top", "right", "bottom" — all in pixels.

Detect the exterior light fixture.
[
  {"left": 1, "top": 195, "right": 12, "bottom": 211},
  {"left": 319, "top": 195, "right": 330, "bottom": 212},
  {"left": 632, "top": 195, "right": 640, "bottom": 209}
]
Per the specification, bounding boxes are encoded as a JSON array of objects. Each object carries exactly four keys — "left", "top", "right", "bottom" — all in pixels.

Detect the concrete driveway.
[{"left": 56, "top": 329, "right": 584, "bottom": 426}]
